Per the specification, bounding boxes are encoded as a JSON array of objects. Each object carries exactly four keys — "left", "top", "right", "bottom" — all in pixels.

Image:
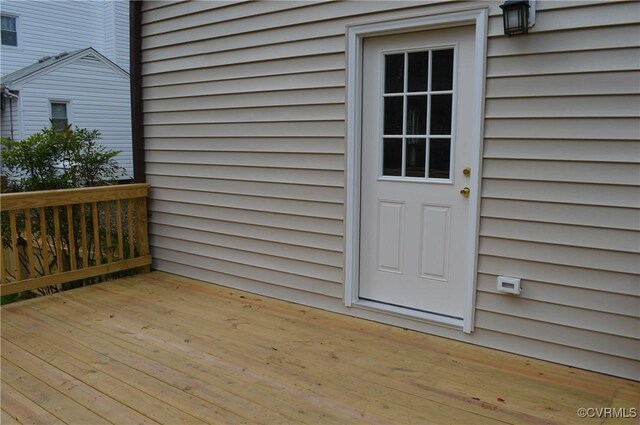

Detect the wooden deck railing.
[{"left": 1, "top": 183, "right": 151, "bottom": 295}]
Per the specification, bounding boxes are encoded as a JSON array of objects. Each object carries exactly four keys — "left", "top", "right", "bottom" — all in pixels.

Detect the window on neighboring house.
[
  {"left": 51, "top": 102, "right": 69, "bottom": 130},
  {"left": 1, "top": 15, "right": 17, "bottom": 46}
]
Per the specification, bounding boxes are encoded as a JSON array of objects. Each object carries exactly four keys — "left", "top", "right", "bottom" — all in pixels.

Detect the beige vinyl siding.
[
  {"left": 149, "top": 176, "right": 343, "bottom": 204},
  {"left": 145, "top": 135, "right": 345, "bottom": 153},
  {"left": 150, "top": 187, "right": 343, "bottom": 221},
  {"left": 146, "top": 163, "right": 344, "bottom": 186},
  {"left": 151, "top": 232, "right": 343, "bottom": 283},
  {"left": 485, "top": 95, "right": 640, "bottom": 118},
  {"left": 142, "top": 55, "right": 346, "bottom": 88},
  {"left": 485, "top": 71, "right": 640, "bottom": 97},
  {"left": 481, "top": 199, "right": 639, "bottom": 230},
  {"left": 150, "top": 211, "right": 343, "bottom": 252},
  {"left": 152, "top": 247, "right": 344, "bottom": 298},
  {"left": 484, "top": 138, "right": 640, "bottom": 162},
  {"left": 144, "top": 70, "right": 345, "bottom": 99},
  {"left": 150, "top": 200, "right": 344, "bottom": 237},
  {"left": 477, "top": 0, "right": 640, "bottom": 379},
  {"left": 141, "top": 0, "right": 640, "bottom": 379}
]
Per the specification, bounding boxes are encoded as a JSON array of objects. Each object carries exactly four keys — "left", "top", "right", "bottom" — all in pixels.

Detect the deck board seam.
[
  {"left": 8, "top": 283, "right": 581, "bottom": 423},
  {"left": 2, "top": 336, "right": 168, "bottom": 425},
  {"left": 1, "top": 354, "right": 111, "bottom": 425},
  {"left": 3, "top": 306, "right": 312, "bottom": 425},
  {"left": 2, "top": 312, "right": 275, "bottom": 424},
  {"left": 1, "top": 271, "right": 637, "bottom": 425}
]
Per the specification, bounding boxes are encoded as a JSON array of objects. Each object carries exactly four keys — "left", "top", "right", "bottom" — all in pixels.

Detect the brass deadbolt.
[{"left": 463, "top": 167, "right": 471, "bottom": 177}]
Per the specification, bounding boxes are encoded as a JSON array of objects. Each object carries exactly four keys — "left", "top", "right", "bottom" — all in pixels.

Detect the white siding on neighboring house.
[
  {"left": 18, "top": 55, "right": 133, "bottom": 176},
  {"left": 103, "top": 3, "right": 116, "bottom": 67},
  {"left": 1, "top": 0, "right": 129, "bottom": 75},
  {"left": 140, "top": 0, "right": 640, "bottom": 379},
  {"left": 1, "top": 1, "right": 132, "bottom": 179},
  {"left": 1, "top": 1, "right": 103, "bottom": 75},
  {"left": 103, "top": 0, "right": 130, "bottom": 72}
]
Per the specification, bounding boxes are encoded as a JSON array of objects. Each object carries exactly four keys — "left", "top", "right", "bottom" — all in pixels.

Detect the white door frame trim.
[{"left": 344, "top": 8, "right": 488, "bottom": 333}]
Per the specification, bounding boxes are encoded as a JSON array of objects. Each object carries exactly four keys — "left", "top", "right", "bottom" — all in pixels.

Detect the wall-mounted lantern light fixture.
[{"left": 499, "top": 0, "right": 536, "bottom": 36}]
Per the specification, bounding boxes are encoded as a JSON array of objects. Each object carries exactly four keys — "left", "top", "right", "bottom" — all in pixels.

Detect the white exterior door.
[{"left": 359, "top": 26, "right": 476, "bottom": 320}]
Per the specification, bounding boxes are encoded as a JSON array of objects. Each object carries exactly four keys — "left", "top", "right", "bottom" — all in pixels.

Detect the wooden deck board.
[
  {"left": 2, "top": 271, "right": 638, "bottom": 425},
  {"left": 1, "top": 358, "right": 111, "bottom": 425},
  {"left": 1, "top": 409, "right": 21, "bottom": 425},
  {"left": 27, "top": 288, "right": 493, "bottom": 424},
  {"left": 2, "top": 337, "right": 157, "bottom": 425},
  {"left": 1, "top": 380, "right": 66, "bottom": 425}
]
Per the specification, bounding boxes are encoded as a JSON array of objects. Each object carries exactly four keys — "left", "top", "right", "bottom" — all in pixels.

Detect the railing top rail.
[{"left": 0, "top": 183, "right": 150, "bottom": 211}]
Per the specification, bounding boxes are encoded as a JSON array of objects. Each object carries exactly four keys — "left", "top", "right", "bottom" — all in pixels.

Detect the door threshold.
[{"left": 353, "top": 299, "right": 464, "bottom": 329}]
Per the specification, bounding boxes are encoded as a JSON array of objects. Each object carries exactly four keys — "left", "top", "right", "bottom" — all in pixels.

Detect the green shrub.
[
  {"left": 1, "top": 125, "right": 128, "bottom": 304},
  {"left": 1, "top": 124, "right": 126, "bottom": 192}
]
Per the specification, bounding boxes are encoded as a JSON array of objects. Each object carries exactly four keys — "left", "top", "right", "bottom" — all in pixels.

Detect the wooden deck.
[{"left": 1, "top": 272, "right": 638, "bottom": 425}]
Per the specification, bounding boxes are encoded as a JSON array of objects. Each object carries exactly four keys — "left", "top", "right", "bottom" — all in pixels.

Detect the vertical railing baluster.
[
  {"left": 40, "top": 207, "right": 49, "bottom": 276},
  {"left": 67, "top": 205, "right": 76, "bottom": 270},
  {"left": 9, "top": 210, "right": 20, "bottom": 281},
  {"left": 1, "top": 234, "right": 6, "bottom": 284},
  {"left": 24, "top": 209, "right": 35, "bottom": 278},
  {"left": 105, "top": 201, "right": 112, "bottom": 264},
  {"left": 0, "top": 252, "right": 5, "bottom": 284},
  {"left": 116, "top": 200, "right": 124, "bottom": 261},
  {"left": 81, "top": 203, "right": 88, "bottom": 269},
  {"left": 92, "top": 202, "right": 101, "bottom": 265},
  {"left": 127, "top": 199, "right": 134, "bottom": 259},
  {"left": 53, "top": 207, "right": 63, "bottom": 273}
]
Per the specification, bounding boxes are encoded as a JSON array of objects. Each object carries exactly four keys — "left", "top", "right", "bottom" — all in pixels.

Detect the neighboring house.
[
  {"left": 134, "top": 1, "right": 640, "bottom": 380},
  {"left": 0, "top": 0, "right": 133, "bottom": 178}
]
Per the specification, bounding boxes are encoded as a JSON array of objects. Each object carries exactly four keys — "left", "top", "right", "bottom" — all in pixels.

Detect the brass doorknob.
[{"left": 460, "top": 187, "right": 470, "bottom": 197}]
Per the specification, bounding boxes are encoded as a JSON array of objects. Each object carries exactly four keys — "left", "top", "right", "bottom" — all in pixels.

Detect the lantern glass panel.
[{"left": 506, "top": 8, "right": 522, "bottom": 31}]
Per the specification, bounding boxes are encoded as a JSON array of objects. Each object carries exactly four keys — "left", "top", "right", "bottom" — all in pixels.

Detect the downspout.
[
  {"left": 130, "top": 0, "right": 145, "bottom": 183},
  {"left": 3, "top": 88, "right": 19, "bottom": 141}
]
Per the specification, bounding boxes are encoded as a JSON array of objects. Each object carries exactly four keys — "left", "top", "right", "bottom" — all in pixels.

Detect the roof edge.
[{"left": 2, "top": 47, "right": 129, "bottom": 87}]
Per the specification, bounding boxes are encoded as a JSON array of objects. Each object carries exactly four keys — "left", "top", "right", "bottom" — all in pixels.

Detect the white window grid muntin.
[{"left": 379, "top": 44, "right": 458, "bottom": 183}]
